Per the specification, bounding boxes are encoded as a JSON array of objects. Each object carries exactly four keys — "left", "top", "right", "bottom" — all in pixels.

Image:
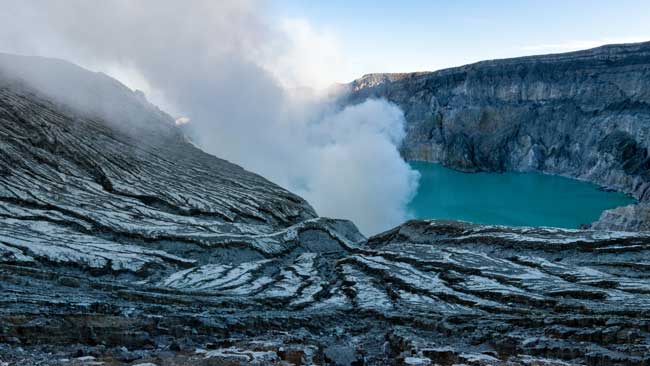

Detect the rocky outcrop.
[
  {"left": 591, "top": 202, "right": 650, "bottom": 231},
  {"left": 345, "top": 42, "right": 650, "bottom": 231},
  {"left": 1, "top": 53, "right": 650, "bottom": 365}
]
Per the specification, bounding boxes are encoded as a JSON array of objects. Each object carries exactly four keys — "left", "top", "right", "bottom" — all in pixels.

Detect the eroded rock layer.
[
  {"left": 1, "top": 54, "right": 650, "bottom": 366},
  {"left": 346, "top": 42, "right": 650, "bottom": 231},
  {"left": 2, "top": 220, "right": 650, "bottom": 365}
]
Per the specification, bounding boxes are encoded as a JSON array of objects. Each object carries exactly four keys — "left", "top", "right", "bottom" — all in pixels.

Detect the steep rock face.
[
  {"left": 1, "top": 54, "right": 650, "bottom": 365},
  {"left": 346, "top": 42, "right": 650, "bottom": 230}
]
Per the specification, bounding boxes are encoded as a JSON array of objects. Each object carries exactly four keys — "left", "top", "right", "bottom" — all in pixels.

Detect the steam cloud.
[{"left": 0, "top": 0, "right": 420, "bottom": 234}]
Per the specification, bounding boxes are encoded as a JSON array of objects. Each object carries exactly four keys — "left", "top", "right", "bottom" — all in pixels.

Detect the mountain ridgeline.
[{"left": 345, "top": 41, "right": 650, "bottom": 231}]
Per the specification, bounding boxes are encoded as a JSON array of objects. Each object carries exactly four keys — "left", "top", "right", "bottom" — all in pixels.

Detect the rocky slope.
[
  {"left": 1, "top": 54, "right": 650, "bottom": 366},
  {"left": 345, "top": 42, "right": 650, "bottom": 231}
]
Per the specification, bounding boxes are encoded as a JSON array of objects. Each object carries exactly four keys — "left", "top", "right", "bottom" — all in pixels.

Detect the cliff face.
[
  {"left": 2, "top": 53, "right": 650, "bottom": 365},
  {"left": 346, "top": 42, "right": 650, "bottom": 230}
]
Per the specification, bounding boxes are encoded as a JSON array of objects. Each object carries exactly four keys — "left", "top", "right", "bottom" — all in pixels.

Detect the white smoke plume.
[{"left": 0, "top": 0, "right": 419, "bottom": 234}]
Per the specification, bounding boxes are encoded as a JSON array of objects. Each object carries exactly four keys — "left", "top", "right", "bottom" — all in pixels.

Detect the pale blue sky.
[{"left": 270, "top": 0, "right": 650, "bottom": 82}]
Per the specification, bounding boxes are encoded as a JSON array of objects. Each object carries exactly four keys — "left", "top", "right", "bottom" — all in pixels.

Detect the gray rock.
[
  {"left": 1, "top": 50, "right": 650, "bottom": 366},
  {"left": 344, "top": 41, "right": 650, "bottom": 231},
  {"left": 57, "top": 276, "right": 81, "bottom": 288},
  {"left": 112, "top": 346, "right": 141, "bottom": 362},
  {"left": 591, "top": 202, "right": 650, "bottom": 231}
]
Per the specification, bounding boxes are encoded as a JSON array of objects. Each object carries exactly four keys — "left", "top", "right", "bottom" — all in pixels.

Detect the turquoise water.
[{"left": 408, "top": 162, "right": 636, "bottom": 229}]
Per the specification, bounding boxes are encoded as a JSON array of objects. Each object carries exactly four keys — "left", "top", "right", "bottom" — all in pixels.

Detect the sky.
[{"left": 270, "top": 0, "right": 650, "bottom": 82}]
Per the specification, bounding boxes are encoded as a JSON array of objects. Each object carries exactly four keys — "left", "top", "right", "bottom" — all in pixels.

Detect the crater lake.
[{"left": 408, "top": 161, "right": 636, "bottom": 229}]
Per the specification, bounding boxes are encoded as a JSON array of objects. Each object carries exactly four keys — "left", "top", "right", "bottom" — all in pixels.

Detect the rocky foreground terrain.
[
  {"left": 1, "top": 51, "right": 650, "bottom": 366},
  {"left": 345, "top": 42, "right": 650, "bottom": 232}
]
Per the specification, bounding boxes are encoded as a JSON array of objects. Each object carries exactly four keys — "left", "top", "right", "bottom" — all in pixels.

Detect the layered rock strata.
[
  {"left": 345, "top": 42, "right": 650, "bottom": 231},
  {"left": 1, "top": 53, "right": 650, "bottom": 365}
]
